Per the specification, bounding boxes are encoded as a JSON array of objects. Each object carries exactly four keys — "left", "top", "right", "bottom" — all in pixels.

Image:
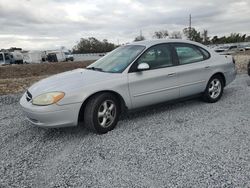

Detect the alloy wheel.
[
  {"left": 208, "top": 78, "right": 222, "bottom": 99},
  {"left": 98, "top": 100, "right": 116, "bottom": 128}
]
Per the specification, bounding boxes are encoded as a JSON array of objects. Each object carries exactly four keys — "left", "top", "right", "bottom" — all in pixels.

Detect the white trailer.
[
  {"left": 10, "top": 51, "right": 23, "bottom": 64},
  {"left": 47, "top": 50, "right": 66, "bottom": 62},
  {"left": 23, "top": 51, "right": 45, "bottom": 64}
]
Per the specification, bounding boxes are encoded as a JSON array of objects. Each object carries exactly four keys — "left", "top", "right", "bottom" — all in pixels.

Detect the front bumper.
[{"left": 20, "top": 94, "right": 82, "bottom": 128}]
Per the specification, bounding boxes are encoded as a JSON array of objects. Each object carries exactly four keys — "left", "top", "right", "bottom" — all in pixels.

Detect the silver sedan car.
[{"left": 20, "top": 39, "right": 236, "bottom": 134}]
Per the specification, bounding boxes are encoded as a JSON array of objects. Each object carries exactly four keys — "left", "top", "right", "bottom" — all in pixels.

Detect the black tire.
[
  {"left": 203, "top": 75, "right": 224, "bottom": 103},
  {"left": 84, "top": 93, "right": 120, "bottom": 134}
]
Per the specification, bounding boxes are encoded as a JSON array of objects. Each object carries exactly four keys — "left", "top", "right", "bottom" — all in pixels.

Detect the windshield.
[
  {"left": 4, "top": 53, "right": 10, "bottom": 60},
  {"left": 87, "top": 45, "right": 145, "bottom": 73}
]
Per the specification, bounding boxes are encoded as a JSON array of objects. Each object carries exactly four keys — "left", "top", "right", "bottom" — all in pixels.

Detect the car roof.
[{"left": 128, "top": 39, "right": 206, "bottom": 48}]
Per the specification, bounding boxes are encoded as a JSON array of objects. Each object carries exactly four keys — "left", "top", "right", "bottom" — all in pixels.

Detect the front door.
[{"left": 128, "top": 44, "right": 180, "bottom": 109}]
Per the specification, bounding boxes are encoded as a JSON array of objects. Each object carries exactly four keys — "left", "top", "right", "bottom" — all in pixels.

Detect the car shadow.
[{"left": 120, "top": 95, "right": 204, "bottom": 121}]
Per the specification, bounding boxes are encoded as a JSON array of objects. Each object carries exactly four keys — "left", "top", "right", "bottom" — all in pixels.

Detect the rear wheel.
[
  {"left": 84, "top": 93, "right": 120, "bottom": 134},
  {"left": 203, "top": 76, "right": 224, "bottom": 103}
]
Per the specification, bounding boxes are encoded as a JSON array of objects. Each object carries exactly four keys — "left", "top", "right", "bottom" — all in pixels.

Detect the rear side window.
[
  {"left": 199, "top": 47, "right": 210, "bottom": 59},
  {"left": 174, "top": 44, "right": 209, "bottom": 65},
  {"left": 0, "top": 54, "right": 3, "bottom": 61}
]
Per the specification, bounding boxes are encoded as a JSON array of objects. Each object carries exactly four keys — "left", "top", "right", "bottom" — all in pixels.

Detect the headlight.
[{"left": 32, "top": 92, "right": 65, "bottom": 106}]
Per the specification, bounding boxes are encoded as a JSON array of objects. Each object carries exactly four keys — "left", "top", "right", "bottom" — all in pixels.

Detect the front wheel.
[
  {"left": 203, "top": 76, "right": 224, "bottom": 103},
  {"left": 84, "top": 93, "right": 120, "bottom": 134}
]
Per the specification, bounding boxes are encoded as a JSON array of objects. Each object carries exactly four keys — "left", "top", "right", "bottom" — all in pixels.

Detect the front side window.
[
  {"left": 88, "top": 45, "right": 145, "bottom": 73},
  {"left": 174, "top": 44, "right": 205, "bottom": 65},
  {"left": 136, "top": 44, "right": 173, "bottom": 70}
]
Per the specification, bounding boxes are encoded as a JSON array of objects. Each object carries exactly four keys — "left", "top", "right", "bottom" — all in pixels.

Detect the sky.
[{"left": 0, "top": 0, "right": 250, "bottom": 50}]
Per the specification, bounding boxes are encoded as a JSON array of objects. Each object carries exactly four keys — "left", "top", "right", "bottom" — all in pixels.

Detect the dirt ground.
[
  {"left": 0, "top": 53, "right": 249, "bottom": 95},
  {"left": 0, "top": 61, "right": 93, "bottom": 95},
  {"left": 0, "top": 61, "right": 93, "bottom": 79},
  {"left": 233, "top": 54, "right": 250, "bottom": 74}
]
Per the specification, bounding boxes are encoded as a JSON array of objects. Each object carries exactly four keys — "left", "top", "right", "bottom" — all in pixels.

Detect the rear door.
[
  {"left": 172, "top": 43, "right": 212, "bottom": 97},
  {"left": 128, "top": 44, "right": 180, "bottom": 109}
]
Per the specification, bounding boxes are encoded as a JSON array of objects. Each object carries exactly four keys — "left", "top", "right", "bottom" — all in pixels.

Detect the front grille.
[{"left": 26, "top": 90, "right": 32, "bottom": 102}]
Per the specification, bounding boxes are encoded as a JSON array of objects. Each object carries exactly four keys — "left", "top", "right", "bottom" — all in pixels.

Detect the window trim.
[
  {"left": 171, "top": 43, "right": 211, "bottom": 66},
  {"left": 128, "top": 43, "right": 177, "bottom": 73}
]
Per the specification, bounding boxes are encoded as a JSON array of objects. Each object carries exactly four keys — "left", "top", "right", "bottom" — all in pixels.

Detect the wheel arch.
[
  {"left": 78, "top": 90, "right": 127, "bottom": 123},
  {"left": 210, "top": 72, "right": 226, "bottom": 87}
]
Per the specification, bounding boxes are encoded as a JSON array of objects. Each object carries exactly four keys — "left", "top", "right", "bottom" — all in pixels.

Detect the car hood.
[{"left": 28, "top": 68, "right": 120, "bottom": 97}]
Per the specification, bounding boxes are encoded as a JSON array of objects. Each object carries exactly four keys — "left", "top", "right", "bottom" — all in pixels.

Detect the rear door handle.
[
  {"left": 204, "top": 66, "right": 210, "bottom": 69},
  {"left": 167, "top": 73, "right": 176, "bottom": 77}
]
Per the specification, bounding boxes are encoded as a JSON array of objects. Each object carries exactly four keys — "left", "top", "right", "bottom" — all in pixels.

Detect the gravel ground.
[{"left": 0, "top": 74, "right": 250, "bottom": 187}]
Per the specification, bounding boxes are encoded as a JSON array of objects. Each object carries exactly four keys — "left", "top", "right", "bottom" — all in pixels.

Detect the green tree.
[
  {"left": 210, "top": 33, "right": 249, "bottom": 44},
  {"left": 183, "top": 27, "right": 203, "bottom": 43},
  {"left": 73, "top": 37, "right": 116, "bottom": 53},
  {"left": 246, "top": 36, "right": 250, "bottom": 42}
]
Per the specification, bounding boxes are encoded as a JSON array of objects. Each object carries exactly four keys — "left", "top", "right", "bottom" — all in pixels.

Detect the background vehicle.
[
  {"left": 20, "top": 40, "right": 236, "bottom": 134},
  {"left": 23, "top": 51, "right": 46, "bottom": 64},
  {"left": 0, "top": 52, "right": 11, "bottom": 65},
  {"left": 242, "top": 44, "right": 250, "bottom": 51},
  {"left": 10, "top": 51, "right": 24, "bottom": 64},
  {"left": 214, "top": 45, "right": 240, "bottom": 54},
  {"left": 65, "top": 52, "right": 74, "bottom": 61},
  {"left": 47, "top": 51, "right": 66, "bottom": 62}
]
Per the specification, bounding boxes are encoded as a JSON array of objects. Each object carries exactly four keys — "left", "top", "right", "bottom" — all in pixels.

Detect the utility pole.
[
  {"left": 189, "top": 14, "right": 192, "bottom": 39},
  {"left": 140, "top": 30, "right": 142, "bottom": 40}
]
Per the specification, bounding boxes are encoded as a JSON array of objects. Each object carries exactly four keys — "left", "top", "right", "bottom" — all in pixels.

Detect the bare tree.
[
  {"left": 202, "top": 30, "right": 210, "bottom": 44},
  {"left": 170, "top": 31, "right": 182, "bottom": 39},
  {"left": 153, "top": 30, "right": 169, "bottom": 39},
  {"left": 134, "top": 35, "right": 145, "bottom": 42}
]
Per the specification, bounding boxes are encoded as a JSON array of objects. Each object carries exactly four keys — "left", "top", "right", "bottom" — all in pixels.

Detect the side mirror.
[{"left": 137, "top": 63, "right": 150, "bottom": 71}]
